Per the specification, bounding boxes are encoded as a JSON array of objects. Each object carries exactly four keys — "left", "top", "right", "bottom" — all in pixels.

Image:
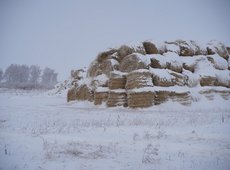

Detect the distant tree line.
[{"left": 0, "top": 64, "right": 58, "bottom": 89}]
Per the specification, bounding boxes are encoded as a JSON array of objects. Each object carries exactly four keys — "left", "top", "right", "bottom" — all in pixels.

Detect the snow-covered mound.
[{"left": 67, "top": 40, "right": 230, "bottom": 108}]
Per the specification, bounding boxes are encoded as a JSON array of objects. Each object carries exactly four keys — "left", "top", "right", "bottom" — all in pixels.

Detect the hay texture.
[
  {"left": 117, "top": 45, "right": 133, "bottom": 61},
  {"left": 67, "top": 88, "right": 76, "bottom": 102},
  {"left": 143, "top": 41, "right": 158, "bottom": 54},
  {"left": 108, "top": 71, "right": 126, "bottom": 89},
  {"left": 126, "top": 70, "right": 153, "bottom": 89},
  {"left": 127, "top": 90, "right": 155, "bottom": 108},
  {"left": 169, "top": 91, "right": 191, "bottom": 105},
  {"left": 107, "top": 90, "right": 127, "bottom": 107},
  {"left": 96, "top": 48, "right": 117, "bottom": 63},
  {"left": 119, "top": 53, "right": 150, "bottom": 72},
  {"left": 87, "top": 61, "right": 102, "bottom": 77},
  {"left": 207, "top": 41, "right": 229, "bottom": 60},
  {"left": 94, "top": 87, "right": 109, "bottom": 105},
  {"left": 154, "top": 91, "right": 170, "bottom": 105},
  {"left": 75, "top": 84, "right": 94, "bottom": 101}
]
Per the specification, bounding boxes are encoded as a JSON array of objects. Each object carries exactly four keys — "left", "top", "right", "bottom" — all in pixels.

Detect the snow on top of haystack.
[
  {"left": 208, "top": 54, "right": 228, "bottom": 70},
  {"left": 195, "top": 57, "right": 217, "bottom": 77},
  {"left": 95, "top": 87, "right": 109, "bottom": 92},
  {"left": 150, "top": 68, "right": 173, "bottom": 81}
]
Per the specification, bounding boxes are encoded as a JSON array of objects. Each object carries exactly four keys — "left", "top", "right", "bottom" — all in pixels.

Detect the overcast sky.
[{"left": 0, "top": 0, "right": 230, "bottom": 80}]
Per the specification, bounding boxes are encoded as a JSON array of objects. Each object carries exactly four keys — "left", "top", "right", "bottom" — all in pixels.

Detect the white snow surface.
[{"left": 0, "top": 88, "right": 230, "bottom": 170}]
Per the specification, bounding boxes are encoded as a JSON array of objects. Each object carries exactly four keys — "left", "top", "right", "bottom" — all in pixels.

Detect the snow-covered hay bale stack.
[
  {"left": 107, "top": 90, "right": 127, "bottom": 107},
  {"left": 126, "top": 70, "right": 153, "bottom": 89},
  {"left": 127, "top": 89, "right": 155, "bottom": 108},
  {"left": 94, "top": 87, "right": 109, "bottom": 105},
  {"left": 67, "top": 39, "right": 230, "bottom": 108}
]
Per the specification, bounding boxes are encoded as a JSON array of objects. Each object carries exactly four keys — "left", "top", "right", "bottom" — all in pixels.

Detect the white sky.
[{"left": 0, "top": 0, "right": 230, "bottom": 80}]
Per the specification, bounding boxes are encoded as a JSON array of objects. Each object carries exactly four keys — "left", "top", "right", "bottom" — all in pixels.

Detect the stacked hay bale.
[
  {"left": 169, "top": 91, "right": 192, "bottom": 105},
  {"left": 107, "top": 89, "right": 127, "bottom": 107},
  {"left": 126, "top": 70, "right": 155, "bottom": 108},
  {"left": 94, "top": 87, "right": 109, "bottom": 105},
  {"left": 108, "top": 71, "right": 126, "bottom": 89},
  {"left": 67, "top": 39, "right": 230, "bottom": 107},
  {"left": 106, "top": 71, "right": 127, "bottom": 107}
]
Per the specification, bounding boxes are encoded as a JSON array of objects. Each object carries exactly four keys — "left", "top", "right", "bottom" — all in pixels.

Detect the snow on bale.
[
  {"left": 163, "top": 52, "right": 183, "bottom": 73},
  {"left": 90, "top": 74, "right": 109, "bottom": 90},
  {"left": 126, "top": 69, "right": 153, "bottom": 89},
  {"left": 189, "top": 40, "right": 208, "bottom": 55},
  {"left": 215, "top": 70, "right": 230, "bottom": 88},
  {"left": 182, "top": 57, "right": 197, "bottom": 72},
  {"left": 94, "top": 87, "right": 109, "bottom": 105},
  {"left": 143, "top": 41, "right": 158, "bottom": 54},
  {"left": 168, "top": 71, "right": 186, "bottom": 86},
  {"left": 151, "top": 68, "right": 175, "bottom": 87},
  {"left": 71, "top": 69, "right": 85, "bottom": 80},
  {"left": 183, "top": 70, "right": 199, "bottom": 87},
  {"left": 206, "top": 41, "right": 229, "bottom": 60},
  {"left": 107, "top": 90, "right": 127, "bottom": 107},
  {"left": 67, "top": 87, "right": 76, "bottom": 102},
  {"left": 154, "top": 90, "right": 170, "bottom": 105},
  {"left": 199, "top": 88, "right": 230, "bottom": 101},
  {"left": 108, "top": 71, "right": 126, "bottom": 90},
  {"left": 207, "top": 54, "right": 228, "bottom": 70},
  {"left": 75, "top": 84, "right": 94, "bottom": 101},
  {"left": 166, "top": 40, "right": 195, "bottom": 56},
  {"left": 119, "top": 53, "right": 151, "bottom": 72}
]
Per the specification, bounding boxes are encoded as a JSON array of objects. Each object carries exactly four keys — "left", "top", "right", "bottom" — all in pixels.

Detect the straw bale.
[
  {"left": 176, "top": 40, "right": 195, "bottom": 56},
  {"left": 200, "top": 76, "right": 217, "bottom": 86},
  {"left": 199, "top": 89, "right": 230, "bottom": 101},
  {"left": 75, "top": 84, "right": 94, "bottom": 101},
  {"left": 119, "top": 54, "right": 148, "bottom": 72},
  {"left": 150, "top": 58, "right": 163, "bottom": 68},
  {"left": 107, "top": 90, "right": 127, "bottom": 107},
  {"left": 109, "top": 77, "right": 126, "bottom": 89},
  {"left": 151, "top": 69, "right": 174, "bottom": 87},
  {"left": 71, "top": 69, "right": 85, "bottom": 80},
  {"left": 127, "top": 91, "right": 155, "bottom": 108},
  {"left": 183, "top": 63, "right": 195, "bottom": 72},
  {"left": 67, "top": 88, "right": 76, "bottom": 102},
  {"left": 207, "top": 54, "right": 228, "bottom": 70},
  {"left": 132, "top": 45, "right": 146, "bottom": 55},
  {"left": 169, "top": 91, "right": 191, "bottom": 105},
  {"left": 87, "top": 61, "right": 102, "bottom": 77},
  {"left": 126, "top": 71, "right": 153, "bottom": 89},
  {"left": 100, "top": 59, "right": 119, "bottom": 76},
  {"left": 143, "top": 41, "right": 158, "bottom": 54},
  {"left": 94, "top": 91, "right": 108, "bottom": 105},
  {"left": 97, "top": 49, "right": 117, "bottom": 63},
  {"left": 117, "top": 45, "right": 133, "bottom": 61},
  {"left": 154, "top": 91, "right": 170, "bottom": 105}
]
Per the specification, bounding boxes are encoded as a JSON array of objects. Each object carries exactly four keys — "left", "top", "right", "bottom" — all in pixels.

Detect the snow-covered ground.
[{"left": 0, "top": 88, "right": 230, "bottom": 170}]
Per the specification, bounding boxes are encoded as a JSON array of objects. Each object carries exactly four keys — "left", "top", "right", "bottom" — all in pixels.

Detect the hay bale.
[
  {"left": 90, "top": 74, "right": 109, "bottom": 90},
  {"left": 108, "top": 71, "right": 127, "bottom": 89},
  {"left": 151, "top": 68, "right": 174, "bottom": 87},
  {"left": 127, "top": 91, "right": 155, "bottom": 108},
  {"left": 67, "top": 88, "right": 76, "bottom": 102},
  {"left": 169, "top": 91, "right": 191, "bottom": 105},
  {"left": 150, "top": 54, "right": 169, "bottom": 69},
  {"left": 117, "top": 45, "right": 133, "bottom": 61},
  {"left": 200, "top": 76, "right": 217, "bottom": 86},
  {"left": 94, "top": 87, "right": 109, "bottom": 105},
  {"left": 100, "top": 58, "right": 119, "bottom": 76},
  {"left": 76, "top": 84, "right": 94, "bottom": 101},
  {"left": 107, "top": 90, "right": 127, "bottom": 107},
  {"left": 199, "top": 89, "right": 230, "bottom": 101},
  {"left": 154, "top": 91, "right": 170, "bottom": 105},
  {"left": 143, "top": 41, "right": 158, "bottom": 54},
  {"left": 71, "top": 69, "right": 85, "bottom": 80},
  {"left": 126, "top": 70, "right": 153, "bottom": 89},
  {"left": 177, "top": 40, "right": 195, "bottom": 56},
  {"left": 119, "top": 53, "right": 149, "bottom": 72},
  {"left": 87, "top": 61, "right": 102, "bottom": 77},
  {"left": 97, "top": 48, "right": 117, "bottom": 63},
  {"left": 165, "top": 43, "right": 180, "bottom": 54}
]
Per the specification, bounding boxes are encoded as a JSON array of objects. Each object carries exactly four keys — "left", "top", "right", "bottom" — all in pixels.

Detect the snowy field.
[{"left": 0, "top": 88, "right": 230, "bottom": 170}]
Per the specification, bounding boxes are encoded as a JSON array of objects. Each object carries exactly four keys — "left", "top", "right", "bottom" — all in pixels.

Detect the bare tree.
[
  {"left": 41, "top": 67, "right": 58, "bottom": 88},
  {"left": 0, "top": 69, "right": 3, "bottom": 82},
  {"left": 29, "top": 65, "right": 41, "bottom": 85}
]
